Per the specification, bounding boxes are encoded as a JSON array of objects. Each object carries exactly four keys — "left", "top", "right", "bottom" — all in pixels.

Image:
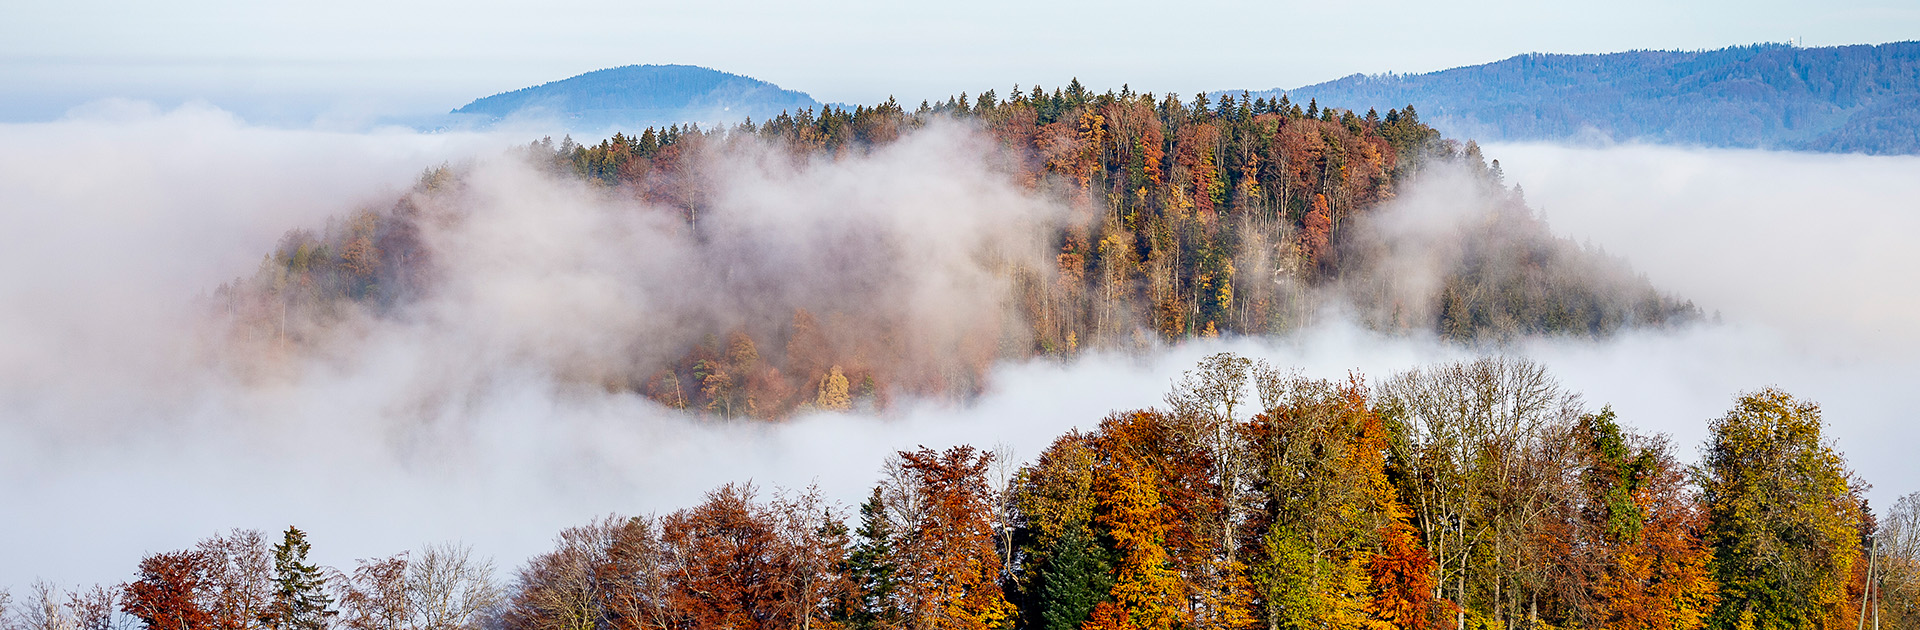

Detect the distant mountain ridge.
[
  {"left": 452, "top": 64, "right": 819, "bottom": 131},
  {"left": 1235, "top": 41, "right": 1920, "bottom": 154}
]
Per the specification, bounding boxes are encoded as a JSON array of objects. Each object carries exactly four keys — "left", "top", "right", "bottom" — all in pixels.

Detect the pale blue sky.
[{"left": 3, "top": 0, "right": 1916, "bottom": 124}]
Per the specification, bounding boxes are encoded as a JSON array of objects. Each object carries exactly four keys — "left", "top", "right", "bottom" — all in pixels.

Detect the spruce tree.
[
  {"left": 1035, "top": 525, "right": 1113, "bottom": 630},
  {"left": 266, "top": 527, "right": 334, "bottom": 630},
  {"left": 842, "top": 487, "right": 899, "bottom": 630}
]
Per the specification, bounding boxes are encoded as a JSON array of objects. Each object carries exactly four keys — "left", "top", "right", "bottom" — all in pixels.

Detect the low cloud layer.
[
  {"left": 1, "top": 109, "right": 1914, "bottom": 591},
  {"left": 1490, "top": 142, "right": 1920, "bottom": 356}
]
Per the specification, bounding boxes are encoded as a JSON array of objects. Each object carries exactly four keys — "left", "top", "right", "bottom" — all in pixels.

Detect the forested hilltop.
[
  {"left": 1249, "top": 41, "right": 1920, "bottom": 154},
  {"left": 450, "top": 65, "right": 820, "bottom": 131},
  {"left": 11, "top": 354, "right": 1915, "bottom": 630},
  {"left": 213, "top": 82, "right": 1694, "bottom": 419}
]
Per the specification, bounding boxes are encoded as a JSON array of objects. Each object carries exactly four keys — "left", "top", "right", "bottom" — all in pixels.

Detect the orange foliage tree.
[
  {"left": 1576, "top": 409, "right": 1718, "bottom": 630},
  {"left": 1368, "top": 519, "right": 1438, "bottom": 630},
  {"left": 1083, "top": 441, "right": 1185, "bottom": 630},
  {"left": 888, "top": 446, "right": 1015, "bottom": 630}
]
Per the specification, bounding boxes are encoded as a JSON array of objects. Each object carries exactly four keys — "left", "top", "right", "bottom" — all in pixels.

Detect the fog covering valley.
[{"left": 1, "top": 99, "right": 1917, "bottom": 599}]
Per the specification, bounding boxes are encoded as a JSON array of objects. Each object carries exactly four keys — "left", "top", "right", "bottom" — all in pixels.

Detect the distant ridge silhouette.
[
  {"left": 1231, "top": 41, "right": 1920, "bottom": 154},
  {"left": 453, "top": 64, "right": 819, "bottom": 131}
]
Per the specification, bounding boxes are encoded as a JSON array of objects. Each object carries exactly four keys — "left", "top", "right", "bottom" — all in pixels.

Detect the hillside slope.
[
  {"left": 1238, "top": 42, "right": 1920, "bottom": 154},
  {"left": 452, "top": 64, "right": 819, "bottom": 130}
]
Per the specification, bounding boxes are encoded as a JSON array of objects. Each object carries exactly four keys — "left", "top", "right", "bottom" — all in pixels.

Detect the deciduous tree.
[
  {"left": 886, "top": 447, "right": 1014, "bottom": 630},
  {"left": 124, "top": 551, "right": 214, "bottom": 630},
  {"left": 1701, "top": 389, "right": 1863, "bottom": 630}
]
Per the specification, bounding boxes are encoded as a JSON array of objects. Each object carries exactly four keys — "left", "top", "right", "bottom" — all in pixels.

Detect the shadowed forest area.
[
  {"left": 207, "top": 83, "right": 1695, "bottom": 420},
  {"left": 5, "top": 354, "right": 1913, "bottom": 630}
]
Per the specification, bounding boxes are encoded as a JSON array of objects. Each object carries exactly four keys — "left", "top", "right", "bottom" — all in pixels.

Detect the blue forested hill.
[
  {"left": 1237, "top": 42, "right": 1920, "bottom": 154},
  {"left": 452, "top": 64, "right": 819, "bottom": 131}
]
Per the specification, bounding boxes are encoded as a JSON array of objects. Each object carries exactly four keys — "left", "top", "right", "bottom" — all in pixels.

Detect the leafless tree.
[
  {"left": 65, "top": 586, "right": 129, "bottom": 630},
  {"left": 770, "top": 486, "right": 845, "bottom": 630},
  {"left": 507, "top": 518, "right": 620, "bottom": 630},
  {"left": 1379, "top": 356, "right": 1583, "bottom": 630},
  {"left": 408, "top": 544, "right": 502, "bottom": 630},
  {"left": 336, "top": 555, "right": 409, "bottom": 630},
  {"left": 880, "top": 454, "right": 929, "bottom": 539},
  {"left": 1876, "top": 492, "right": 1920, "bottom": 630},
  {"left": 11, "top": 582, "right": 77, "bottom": 630},
  {"left": 1166, "top": 352, "right": 1255, "bottom": 565},
  {"left": 197, "top": 530, "right": 273, "bottom": 630},
  {"left": 989, "top": 442, "right": 1021, "bottom": 580}
]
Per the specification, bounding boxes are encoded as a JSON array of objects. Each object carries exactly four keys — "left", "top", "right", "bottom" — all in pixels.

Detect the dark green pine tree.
[
  {"left": 841, "top": 487, "right": 900, "bottom": 630},
  {"left": 637, "top": 127, "right": 659, "bottom": 157},
  {"left": 1034, "top": 525, "right": 1113, "bottom": 630},
  {"left": 267, "top": 527, "right": 334, "bottom": 630}
]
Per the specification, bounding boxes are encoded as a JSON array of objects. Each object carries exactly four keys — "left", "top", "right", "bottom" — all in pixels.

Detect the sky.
[{"left": 4, "top": 0, "right": 1919, "bottom": 125}]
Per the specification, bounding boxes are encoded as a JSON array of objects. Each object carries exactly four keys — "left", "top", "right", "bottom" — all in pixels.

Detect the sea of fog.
[{"left": 1, "top": 105, "right": 1915, "bottom": 589}]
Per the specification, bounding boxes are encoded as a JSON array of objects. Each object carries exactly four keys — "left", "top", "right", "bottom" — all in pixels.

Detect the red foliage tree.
[
  {"left": 1301, "top": 194, "right": 1332, "bottom": 272},
  {"left": 889, "top": 446, "right": 1014, "bottom": 630},
  {"left": 123, "top": 551, "right": 215, "bottom": 630},
  {"left": 658, "top": 483, "right": 789, "bottom": 629},
  {"left": 1368, "top": 520, "right": 1439, "bottom": 630}
]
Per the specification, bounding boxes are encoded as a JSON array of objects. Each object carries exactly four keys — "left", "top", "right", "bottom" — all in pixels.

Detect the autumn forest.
[
  {"left": 7, "top": 84, "right": 1906, "bottom": 630},
  {"left": 208, "top": 82, "right": 1693, "bottom": 420},
  {"left": 5, "top": 353, "right": 1914, "bottom": 630}
]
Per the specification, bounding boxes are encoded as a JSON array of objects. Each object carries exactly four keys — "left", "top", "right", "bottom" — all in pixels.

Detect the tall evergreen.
[
  {"left": 1033, "top": 525, "right": 1113, "bottom": 630},
  {"left": 266, "top": 527, "right": 334, "bottom": 630},
  {"left": 842, "top": 487, "right": 900, "bottom": 630}
]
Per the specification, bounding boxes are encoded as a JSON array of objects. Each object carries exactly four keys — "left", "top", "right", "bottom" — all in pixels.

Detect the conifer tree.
[
  {"left": 1034, "top": 526, "right": 1112, "bottom": 630},
  {"left": 266, "top": 527, "right": 334, "bottom": 630},
  {"left": 843, "top": 487, "right": 900, "bottom": 630}
]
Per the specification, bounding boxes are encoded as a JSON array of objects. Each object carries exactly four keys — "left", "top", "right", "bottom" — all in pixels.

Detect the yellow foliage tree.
[
  {"left": 816, "top": 365, "right": 851, "bottom": 411},
  {"left": 1085, "top": 452, "right": 1184, "bottom": 630}
]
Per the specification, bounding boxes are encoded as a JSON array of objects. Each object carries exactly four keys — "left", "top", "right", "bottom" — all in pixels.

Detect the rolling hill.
[
  {"left": 1235, "top": 41, "right": 1920, "bottom": 154},
  {"left": 451, "top": 64, "right": 819, "bottom": 131}
]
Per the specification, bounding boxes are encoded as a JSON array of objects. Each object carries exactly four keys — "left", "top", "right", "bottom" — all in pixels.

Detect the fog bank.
[
  {"left": 1, "top": 111, "right": 1914, "bottom": 590},
  {"left": 1490, "top": 142, "right": 1920, "bottom": 357}
]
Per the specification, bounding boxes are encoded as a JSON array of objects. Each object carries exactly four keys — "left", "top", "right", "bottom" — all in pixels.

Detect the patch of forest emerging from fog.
[{"left": 208, "top": 82, "right": 1696, "bottom": 420}]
